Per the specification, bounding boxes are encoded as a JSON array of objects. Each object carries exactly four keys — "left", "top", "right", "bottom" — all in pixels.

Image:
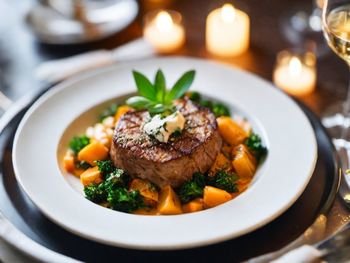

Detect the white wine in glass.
[
  {"left": 324, "top": 5, "right": 350, "bottom": 62},
  {"left": 322, "top": 0, "right": 350, "bottom": 143}
]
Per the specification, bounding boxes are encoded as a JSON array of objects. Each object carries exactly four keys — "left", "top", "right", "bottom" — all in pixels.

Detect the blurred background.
[{"left": 0, "top": 0, "right": 346, "bottom": 115}]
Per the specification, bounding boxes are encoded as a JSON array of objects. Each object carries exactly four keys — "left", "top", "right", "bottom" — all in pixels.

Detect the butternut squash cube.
[
  {"left": 217, "top": 116, "right": 248, "bottom": 146},
  {"left": 114, "top": 105, "right": 132, "bottom": 123},
  {"left": 232, "top": 144, "right": 256, "bottom": 179},
  {"left": 203, "top": 186, "right": 232, "bottom": 208},
  {"left": 130, "top": 179, "right": 159, "bottom": 202},
  {"left": 133, "top": 208, "right": 159, "bottom": 215},
  {"left": 157, "top": 185, "right": 182, "bottom": 215},
  {"left": 63, "top": 151, "right": 75, "bottom": 173},
  {"left": 209, "top": 153, "right": 231, "bottom": 175},
  {"left": 73, "top": 168, "right": 85, "bottom": 178},
  {"left": 182, "top": 198, "right": 204, "bottom": 213},
  {"left": 80, "top": 166, "right": 103, "bottom": 186},
  {"left": 77, "top": 142, "right": 109, "bottom": 166}
]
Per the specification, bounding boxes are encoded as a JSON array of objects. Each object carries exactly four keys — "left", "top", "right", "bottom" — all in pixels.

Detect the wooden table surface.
[{"left": 0, "top": 0, "right": 349, "bottom": 261}]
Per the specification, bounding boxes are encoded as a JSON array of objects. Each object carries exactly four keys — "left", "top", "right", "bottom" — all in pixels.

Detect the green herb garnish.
[
  {"left": 96, "top": 160, "right": 116, "bottom": 175},
  {"left": 177, "top": 172, "right": 206, "bottom": 203},
  {"left": 75, "top": 161, "right": 91, "bottom": 170},
  {"left": 245, "top": 133, "right": 267, "bottom": 161},
  {"left": 107, "top": 188, "right": 144, "bottom": 212},
  {"left": 185, "top": 91, "right": 231, "bottom": 117},
  {"left": 84, "top": 183, "right": 107, "bottom": 203},
  {"left": 207, "top": 170, "right": 238, "bottom": 193},
  {"left": 69, "top": 135, "right": 90, "bottom": 155},
  {"left": 126, "top": 69, "right": 196, "bottom": 115}
]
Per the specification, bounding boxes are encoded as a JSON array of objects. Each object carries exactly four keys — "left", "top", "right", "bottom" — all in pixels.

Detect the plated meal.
[
  {"left": 13, "top": 57, "right": 316, "bottom": 249},
  {"left": 63, "top": 70, "right": 267, "bottom": 215}
]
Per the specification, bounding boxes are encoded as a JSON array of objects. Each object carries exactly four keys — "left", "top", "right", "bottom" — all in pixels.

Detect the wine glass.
[{"left": 322, "top": 0, "right": 350, "bottom": 145}]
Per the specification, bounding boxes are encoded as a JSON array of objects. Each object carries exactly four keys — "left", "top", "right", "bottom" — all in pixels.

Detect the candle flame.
[
  {"left": 288, "top": 57, "right": 302, "bottom": 76},
  {"left": 221, "top": 4, "right": 236, "bottom": 23},
  {"left": 156, "top": 11, "right": 173, "bottom": 33}
]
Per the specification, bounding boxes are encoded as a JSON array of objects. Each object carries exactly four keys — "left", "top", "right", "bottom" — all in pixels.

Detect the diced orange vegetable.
[
  {"left": 63, "top": 151, "right": 75, "bottom": 173},
  {"left": 114, "top": 105, "right": 132, "bottom": 123},
  {"left": 209, "top": 153, "right": 231, "bottom": 175},
  {"left": 77, "top": 142, "right": 109, "bottom": 166},
  {"left": 129, "top": 179, "right": 159, "bottom": 202},
  {"left": 133, "top": 208, "right": 159, "bottom": 215},
  {"left": 73, "top": 168, "right": 85, "bottom": 177},
  {"left": 80, "top": 166, "right": 103, "bottom": 186},
  {"left": 232, "top": 144, "right": 256, "bottom": 179},
  {"left": 221, "top": 142, "right": 233, "bottom": 157},
  {"left": 217, "top": 116, "right": 248, "bottom": 146},
  {"left": 203, "top": 186, "right": 232, "bottom": 208},
  {"left": 157, "top": 185, "right": 182, "bottom": 215},
  {"left": 182, "top": 198, "right": 204, "bottom": 213}
]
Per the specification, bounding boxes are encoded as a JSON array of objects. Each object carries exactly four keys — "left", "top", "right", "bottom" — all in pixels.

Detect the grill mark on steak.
[{"left": 110, "top": 99, "right": 222, "bottom": 187}]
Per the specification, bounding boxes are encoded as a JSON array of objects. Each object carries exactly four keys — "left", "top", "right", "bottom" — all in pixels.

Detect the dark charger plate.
[{"left": 0, "top": 92, "right": 339, "bottom": 262}]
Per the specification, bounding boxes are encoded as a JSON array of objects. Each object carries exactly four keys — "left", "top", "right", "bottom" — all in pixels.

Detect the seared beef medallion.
[{"left": 110, "top": 99, "right": 222, "bottom": 188}]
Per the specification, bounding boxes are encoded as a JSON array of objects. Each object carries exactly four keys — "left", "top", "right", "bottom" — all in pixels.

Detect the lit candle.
[
  {"left": 143, "top": 10, "right": 185, "bottom": 53},
  {"left": 273, "top": 51, "right": 316, "bottom": 96},
  {"left": 206, "top": 3, "right": 250, "bottom": 57}
]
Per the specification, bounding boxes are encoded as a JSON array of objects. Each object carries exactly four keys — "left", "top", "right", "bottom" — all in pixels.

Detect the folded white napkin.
[{"left": 35, "top": 37, "right": 156, "bottom": 83}]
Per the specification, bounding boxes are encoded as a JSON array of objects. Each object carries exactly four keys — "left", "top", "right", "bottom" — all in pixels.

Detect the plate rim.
[{"left": 12, "top": 56, "right": 318, "bottom": 250}]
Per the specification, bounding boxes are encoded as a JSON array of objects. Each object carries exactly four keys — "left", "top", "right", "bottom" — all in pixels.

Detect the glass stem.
[{"left": 340, "top": 68, "right": 350, "bottom": 140}]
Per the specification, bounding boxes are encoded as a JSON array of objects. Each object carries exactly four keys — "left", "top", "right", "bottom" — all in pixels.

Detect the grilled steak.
[{"left": 110, "top": 99, "right": 222, "bottom": 188}]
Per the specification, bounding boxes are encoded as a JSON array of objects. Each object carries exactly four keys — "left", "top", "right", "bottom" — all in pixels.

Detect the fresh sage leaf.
[
  {"left": 132, "top": 71, "right": 157, "bottom": 100},
  {"left": 166, "top": 70, "right": 195, "bottom": 102},
  {"left": 154, "top": 69, "right": 166, "bottom": 103},
  {"left": 126, "top": 96, "right": 153, "bottom": 110}
]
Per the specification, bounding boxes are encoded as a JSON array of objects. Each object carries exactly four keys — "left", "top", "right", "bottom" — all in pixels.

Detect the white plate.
[{"left": 13, "top": 57, "right": 317, "bottom": 250}]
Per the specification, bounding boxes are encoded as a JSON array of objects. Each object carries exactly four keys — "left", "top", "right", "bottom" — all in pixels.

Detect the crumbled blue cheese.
[{"left": 143, "top": 111, "right": 185, "bottom": 143}]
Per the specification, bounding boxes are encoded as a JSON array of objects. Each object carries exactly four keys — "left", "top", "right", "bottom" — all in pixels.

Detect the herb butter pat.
[{"left": 143, "top": 111, "right": 185, "bottom": 143}]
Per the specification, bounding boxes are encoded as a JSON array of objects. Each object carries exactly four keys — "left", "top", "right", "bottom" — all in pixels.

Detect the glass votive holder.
[
  {"left": 143, "top": 9, "right": 185, "bottom": 53},
  {"left": 273, "top": 49, "right": 317, "bottom": 96}
]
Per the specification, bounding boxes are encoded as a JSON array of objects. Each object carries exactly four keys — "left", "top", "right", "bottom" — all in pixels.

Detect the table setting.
[{"left": 0, "top": 0, "right": 350, "bottom": 262}]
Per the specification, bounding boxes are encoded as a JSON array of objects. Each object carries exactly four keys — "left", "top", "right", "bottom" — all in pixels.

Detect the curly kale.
[
  {"left": 99, "top": 103, "right": 119, "bottom": 122},
  {"left": 207, "top": 170, "right": 238, "bottom": 193},
  {"left": 211, "top": 103, "right": 230, "bottom": 117},
  {"left": 107, "top": 188, "right": 144, "bottom": 212},
  {"left": 245, "top": 133, "right": 267, "bottom": 161},
  {"left": 177, "top": 172, "right": 206, "bottom": 203},
  {"left": 69, "top": 135, "right": 90, "bottom": 155},
  {"left": 75, "top": 161, "right": 91, "bottom": 170},
  {"left": 185, "top": 92, "right": 230, "bottom": 117},
  {"left": 96, "top": 160, "right": 116, "bottom": 175},
  {"left": 104, "top": 169, "right": 130, "bottom": 189},
  {"left": 84, "top": 161, "right": 140, "bottom": 212},
  {"left": 84, "top": 184, "right": 107, "bottom": 203}
]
